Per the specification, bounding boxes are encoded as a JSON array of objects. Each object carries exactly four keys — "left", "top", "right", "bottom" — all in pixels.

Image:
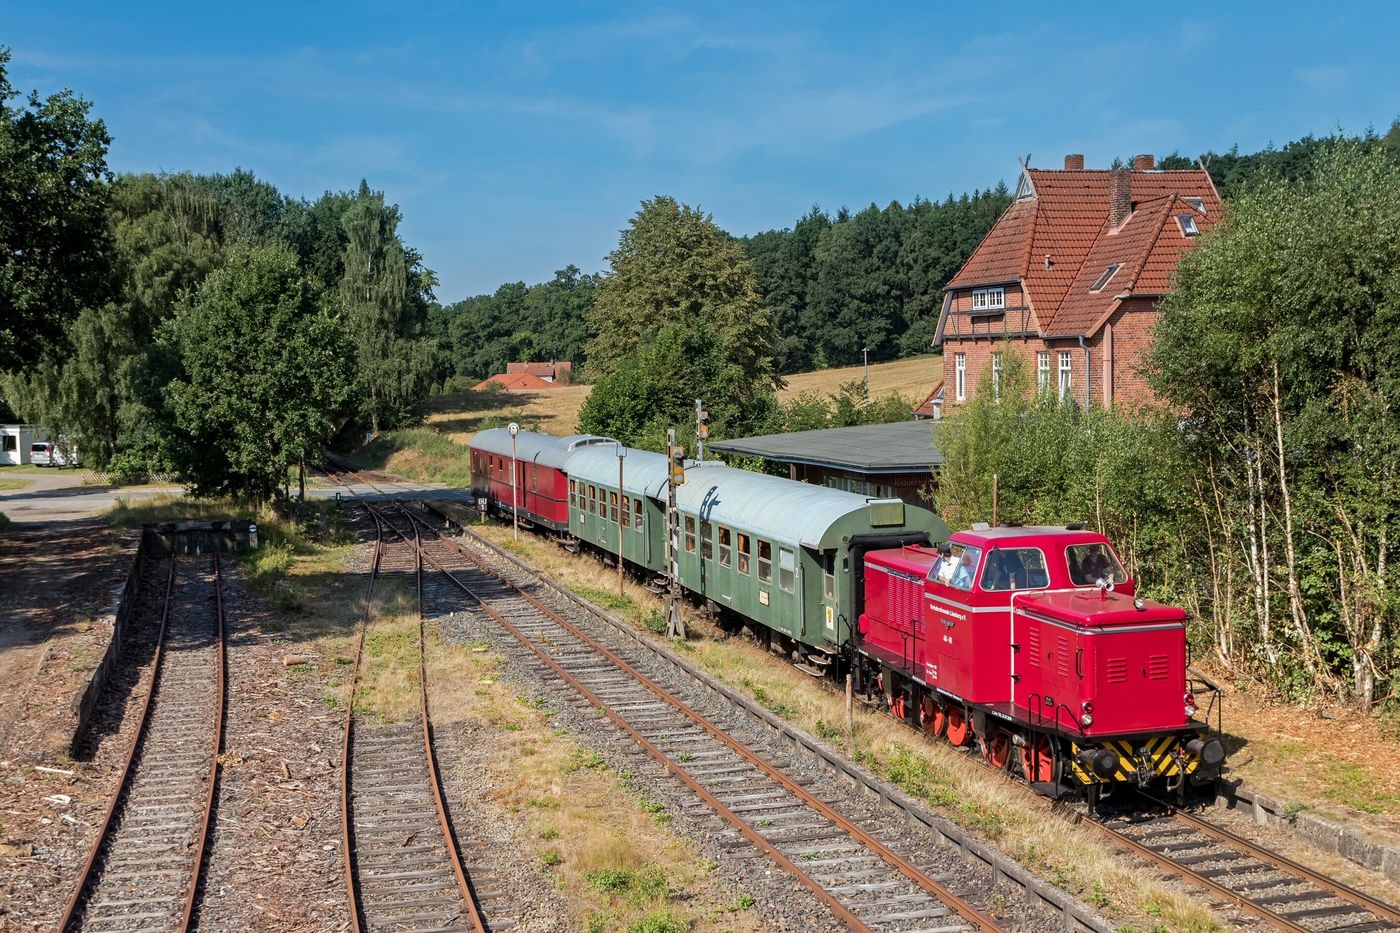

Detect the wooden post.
[
  {"left": 845, "top": 673, "right": 854, "bottom": 740},
  {"left": 992, "top": 472, "right": 999, "bottom": 526},
  {"left": 616, "top": 443, "right": 625, "bottom": 598}
]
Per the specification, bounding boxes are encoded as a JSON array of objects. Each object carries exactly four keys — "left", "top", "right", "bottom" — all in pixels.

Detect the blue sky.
[{"left": 7, "top": 2, "right": 1399, "bottom": 302}]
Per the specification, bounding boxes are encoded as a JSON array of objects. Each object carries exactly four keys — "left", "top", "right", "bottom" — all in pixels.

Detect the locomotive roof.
[
  {"left": 470, "top": 428, "right": 611, "bottom": 470},
  {"left": 675, "top": 462, "right": 945, "bottom": 551},
  {"left": 950, "top": 526, "right": 1110, "bottom": 547}
]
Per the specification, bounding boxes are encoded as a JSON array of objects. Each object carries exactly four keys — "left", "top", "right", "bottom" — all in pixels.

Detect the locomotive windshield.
[
  {"left": 980, "top": 547, "right": 1049, "bottom": 591},
  {"left": 1067, "top": 543, "right": 1126, "bottom": 586}
]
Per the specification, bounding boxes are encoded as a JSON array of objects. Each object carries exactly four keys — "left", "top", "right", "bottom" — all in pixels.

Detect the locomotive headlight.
[
  {"left": 1133, "top": 597, "right": 1146, "bottom": 611},
  {"left": 1184, "top": 691, "right": 1198, "bottom": 718},
  {"left": 1080, "top": 700, "right": 1094, "bottom": 727},
  {"left": 1080, "top": 713, "right": 1093, "bottom": 727}
]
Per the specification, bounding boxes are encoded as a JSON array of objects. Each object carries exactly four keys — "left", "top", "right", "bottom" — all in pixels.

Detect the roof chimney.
[
  {"left": 1064, "top": 153, "right": 1085, "bottom": 170},
  {"left": 1109, "top": 168, "right": 1132, "bottom": 228},
  {"left": 1132, "top": 153, "right": 1155, "bottom": 171}
]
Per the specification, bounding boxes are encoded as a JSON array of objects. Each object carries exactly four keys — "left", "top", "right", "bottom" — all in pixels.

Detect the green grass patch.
[
  {"left": 0, "top": 477, "right": 30, "bottom": 491},
  {"left": 348, "top": 427, "right": 473, "bottom": 486}
]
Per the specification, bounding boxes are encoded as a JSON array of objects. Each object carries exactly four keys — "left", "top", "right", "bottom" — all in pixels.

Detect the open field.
[{"left": 780, "top": 353, "right": 938, "bottom": 404}]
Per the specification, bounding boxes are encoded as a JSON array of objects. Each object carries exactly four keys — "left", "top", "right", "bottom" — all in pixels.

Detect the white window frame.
[
  {"left": 971, "top": 287, "right": 1005, "bottom": 311},
  {"left": 1037, "top": 352, "right": 1050, "bottom": 394},
  {"left": 991, "top": 352, "right": 1003, "bottom": 401},
  {"left": 955, "top": 353, "right": 967, "bottom": 402},
  {"left": 1058, "top": 350, "right": 1073, "bottom": 402}
]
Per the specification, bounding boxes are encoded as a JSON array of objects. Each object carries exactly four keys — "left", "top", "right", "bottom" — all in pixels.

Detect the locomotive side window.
[
  {"left": 718, "top": 527, "right": 731, "bottom": 566},
  {"left": 1067, "top": 543, "right": 1125, "bottom": 586},
  {"left": 757, "top": 540, "right": 773, "bottom": 583},
  {"left": 778, "top": 548, "right": 795, "bottom": 593},
  {"left": 980, "top": 547, "right": 1049, "bottom": 591},
  {"left": 941, "top": 543, "right": 982, "bottom": 591},
  {"left": 684, "top": 515, "right": 696, "bottom": 553},
  {"left": 737, "top": 533, "right": 751, "bottom": 574}
]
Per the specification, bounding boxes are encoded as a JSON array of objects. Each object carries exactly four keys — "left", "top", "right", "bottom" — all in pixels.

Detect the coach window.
[
  {"left": 718, "top": 527, "right": 732, "bottom": 566},
  {"left": 633, "top": 497, "right": 643, "bottom": 531},
  {"left": 757, "top": 540, "right": 772, "bottom": 583},
  {"left": 778, "top": 547, "right": 796, "bottom": 593},
  {"left": 588, "top": 485, "right": 597, "bottom": 516},
  {"left": 822, "top": 553, "right": 835, "bottom": 599},
  {"left": 737, "top": 533, "right": 751, "bottom": 574},
  {"left": 684, "top": 515, "right": 696, "bottom": 553},
  {"left": 609, "top": 490, "right": 618, "bottom": 523},
  {"left": 568, "top": 479, "right": 576, "bottom": 508},
  {"left": 621, "top": 495, "right": 631, "bottom": 528},
  {"left": 701, "top": 523, "right": 714, "bottom": 561}
]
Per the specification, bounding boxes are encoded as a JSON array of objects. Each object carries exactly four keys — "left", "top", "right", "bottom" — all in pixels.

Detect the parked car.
[{"left": 29, "top": 441, "right": 80, "bottom": 467}]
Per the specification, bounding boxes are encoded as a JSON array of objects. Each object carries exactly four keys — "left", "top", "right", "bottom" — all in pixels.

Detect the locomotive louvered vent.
[
  {"left": 1026, "top": 624, "right": 1041, "bottom": 667},
  {"left": 1056, "top": 636, "right": 1071, "bottom": 676},
  {"left": 1147, "top": 655, "right": 1170, "bottom": 680},
  {"left": 1105, "top": 657, "right": 1128, "bottom": 684}
]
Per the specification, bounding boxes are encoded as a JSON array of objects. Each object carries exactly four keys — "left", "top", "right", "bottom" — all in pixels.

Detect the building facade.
[{"left": 933, "top": 153, "right": 1220, "bottom": 412}]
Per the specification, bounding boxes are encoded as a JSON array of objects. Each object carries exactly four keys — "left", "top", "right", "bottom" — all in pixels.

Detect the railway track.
[
  {"left": 1092, "top": 796, "right": 1400, "bottom": 932},
  {"left": 382, "top": 500, "right": 1006, "bottom": 933},
  {"left": 58, "top": 555, "right": 226, "bottom": 933},
  {"left": 339, "top": 502, "right": 490, "bottom": 933}
]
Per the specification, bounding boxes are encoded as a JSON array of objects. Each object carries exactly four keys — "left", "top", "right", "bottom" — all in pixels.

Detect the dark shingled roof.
[{"left": 708, "top": 420, "right": 943, "bottom": 474}]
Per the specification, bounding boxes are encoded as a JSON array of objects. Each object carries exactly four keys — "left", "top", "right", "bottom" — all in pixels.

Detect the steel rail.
[
  {"left": 55, "top": 559, "right": 177, "bottom": 933},
  {"left": 392, "top": 504, "right": 1004, "bottom": 933},
  {"left": 181, "top": 553, "right": 227, "bottom": 930},
  {"left": 339, "top": 510, "right": 383, "bottom": 933},
  {"left": 401, "top": 503, "right": 490, "bottom": 933}
]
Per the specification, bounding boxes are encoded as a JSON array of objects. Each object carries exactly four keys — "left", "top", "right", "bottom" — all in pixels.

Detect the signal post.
[{"left": 665, "top": 428, "right": 686, "bottom": 639}]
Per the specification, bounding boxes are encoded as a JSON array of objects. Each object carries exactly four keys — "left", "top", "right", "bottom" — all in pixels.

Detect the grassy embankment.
[
  {"left": 104, "top": 494, "right": 756, "bottom": 931},
  {"left": 449, "top": 509, "right": 1227, "bottom": 933}
]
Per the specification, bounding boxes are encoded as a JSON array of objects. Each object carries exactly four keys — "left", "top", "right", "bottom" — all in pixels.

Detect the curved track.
[
  {"left": 58, "top": 555, "right": 227, "bottom": 933},
  {"left": 372, "top": 494, "right": 1006, "bottom": 933},
  {"left": 339, "top": 499, "right": 489, "bottom": 933}
]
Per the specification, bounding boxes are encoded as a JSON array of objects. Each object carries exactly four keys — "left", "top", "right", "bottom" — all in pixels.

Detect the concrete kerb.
[
  {"left": 429, "top": 502, "right": 1114, "bottom": 933},
  {"left": 70, "top": 529, "right": 144, "bottom": 754},
  {"left": 1216, "top": 781, "right": 1400, "bottom": 885}
]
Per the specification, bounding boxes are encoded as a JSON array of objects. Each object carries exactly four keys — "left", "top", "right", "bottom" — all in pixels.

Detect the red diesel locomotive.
[{"left": 857, "top": 525, "right": 1223, "bottom": 799}]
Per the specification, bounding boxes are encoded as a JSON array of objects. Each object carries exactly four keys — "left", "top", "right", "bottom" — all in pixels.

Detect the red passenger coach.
[
  {"left": 468, "top": 429, "right": 610, "bottom": 531},
  {"left": 857, "top": 526, "right": 1223, "bottom": 799}
]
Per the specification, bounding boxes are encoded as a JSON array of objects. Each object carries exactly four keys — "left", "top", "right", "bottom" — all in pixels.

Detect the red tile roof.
[
  {"left": 913, "top": 380, "right": 944, "bottom": 419},
  {"left": 472, "top": 372, "right": 557, "bottom": 391},
  {"left": 946, "top": 164, "right": 1219, "bottom": 337}
]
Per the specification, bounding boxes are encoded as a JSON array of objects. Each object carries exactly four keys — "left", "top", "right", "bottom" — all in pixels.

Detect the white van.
[{"left": 30, "top": 441, "right": 78, "bottom": 467}]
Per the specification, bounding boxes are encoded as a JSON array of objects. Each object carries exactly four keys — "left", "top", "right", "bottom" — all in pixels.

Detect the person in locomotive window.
[
  {"left": 927, "top": 543, "right": 953, "bottom": 583},
  {"left": 950, "top": 545, "right": 981, "bottom": 590},
  {"left": 1067, "top": 543, "right": 1125, "bottom": 586}
]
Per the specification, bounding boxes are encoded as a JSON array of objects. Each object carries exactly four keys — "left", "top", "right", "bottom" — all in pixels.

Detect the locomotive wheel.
[
  {"left": 920, "top": 696, "right": 946, "bottom": 738},
  {"left": 980, "top": 730, "right": 1012, "bottom": 770},
  {"left": 945, "top": 707, "right": 971, "bottom": 747},
  {"left": 890, "top": 692, "right": 906, "bottom": 721},
  {"left": 1019, "top": 734, "right": 1055, "bottom": 783}
]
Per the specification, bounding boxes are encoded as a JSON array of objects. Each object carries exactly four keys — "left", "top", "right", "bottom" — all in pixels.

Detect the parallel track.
[
  {"left": 383, "top": 497, "right": 1005, "bottom": 933},
  {"left": 58, "top": 555, "right": 226, "bottom": 933},
  {"left": 339, "top": 499, "right": 489, "bottom": 933}
]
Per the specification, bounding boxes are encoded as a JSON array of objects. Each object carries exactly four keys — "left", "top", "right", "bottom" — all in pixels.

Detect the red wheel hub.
[
  {"left": 980, "top": 730, "right": 1011, "bottom": 770},
  {"left": 945, "top": 707, "right": 971, "bottom": 746},
  {"left": 920, "top": 696, "right": 946, "bottom": 738},
  {"left": 890, "top": 692, "right": 906, "bottom": 721},
  {"left": 1019, "top": 734, "right": 1055, "bottom": 783}
]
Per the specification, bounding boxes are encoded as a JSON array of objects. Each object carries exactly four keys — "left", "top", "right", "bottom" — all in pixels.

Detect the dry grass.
[
  {"left": 0, "top": 477, "right": 31, "bottom": 491},
  {"left": 426, "top": 384, "right": 592, "bottom": 445},
  {"left": 779, "top": 355, "right": 940, "bottom": 404},
  {"left": 449, "top": 510, "right": 1228, "bottom": 933},
  {"left": 427, "top": 626, "right": 762, "bottom": 932}
]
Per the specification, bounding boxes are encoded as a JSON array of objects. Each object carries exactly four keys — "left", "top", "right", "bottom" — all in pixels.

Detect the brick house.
[
  {"left": 930, "top": 153, "right": 1219, "bottom": 412},
  {"left": 506, "top": 360, "right": 572, "bottom": 385}
]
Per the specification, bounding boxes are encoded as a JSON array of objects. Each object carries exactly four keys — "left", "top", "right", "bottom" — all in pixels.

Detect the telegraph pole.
[
  {"left": 508, "top": 421, "right": 520, "bottom": 541},
  {"left": 665, "top": 428, "right": 686, "bottom": 639},
  {"left": 615, "top": 441, "right": 626, "bottom": 598}
]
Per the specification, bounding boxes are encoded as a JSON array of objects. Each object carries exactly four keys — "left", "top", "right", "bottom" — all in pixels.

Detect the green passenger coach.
[
  {"left": 564, "top": 445, "right": 674, "bottom": 573},
  {"left": 672, "top": 463, "right": 947, "bottom": 671}
]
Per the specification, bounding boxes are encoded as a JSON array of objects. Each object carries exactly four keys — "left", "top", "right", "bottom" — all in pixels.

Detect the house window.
[
  {"left": 1186, "top": 196, "right": 1206, "bottom": 214},
  {"left": 757, "top": 540, "right": 772, "bottom": 584},
  {"left": 778, "top": 547, "right": 796, "bottom": 594},
  {"left": 684, "top": 515, "right": 696, "bottom": 553},
  {"left": 1, "top": 435, "right": 14, "bottom": 453},
  {"left": 1177, "top": 214, "right": 1200, "bottom": 237},
  {"left": 718, "top": 527, "right": 732, "bottom": 566},
  {"left": 633, "top": 497, "right": 643, "bottom": 531},
  {"left": 609, "top": 490, "right": 618, "bottom": 523},
  {"left": 1058, "top": 351, "right": 1073, "bottom": 401},
  {"left": 955, "top": 353, "right": 967, "bottom": 402},
  {"left": 1090, "top": 263, "right": 1121, "bottom": 292},
  {"left": 991, "top": 353, "right": 1003, "bottom": 400},
  {"left": 1037, "top": 352, "right": 1050, "bottom": 393},
  {"left": 737, "top": 533, "right": 751, "bottom": 574},
  {"left": 971, "top": 287, "right": 1005, "bottom": 311},
  {"left": 621, "top": 495, "right": 631, "bottom": 527},
  {"left": 701, "top": 523, "right": 714, "bottom": 561}
]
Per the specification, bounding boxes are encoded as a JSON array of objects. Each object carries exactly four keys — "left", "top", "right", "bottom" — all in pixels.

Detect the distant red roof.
[
  {"left": 505, "top": 360, "right": 572, "bottom": 384},
  {"left": 473, "top": 372, "right": 557, "bottom": 391},
  {"left": 913, "top": 381, "right": 944, "bottom": 419},
  {"left": 943, "top": 161, "right": 1220, "bottom": 338}
]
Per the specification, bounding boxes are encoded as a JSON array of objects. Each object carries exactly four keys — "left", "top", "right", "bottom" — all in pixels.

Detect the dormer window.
[
  {"left": 1177, "top": 214, "right": 1200, "bottom": 237},
  {"left": 1090, "top": 263, "right": 1121, "bottom": 293},
  {"left": 1185, "top": 197, "right": 1206, "bottom": 214},
  {"left": 971, "top": 287, "right": 1005, "bottom": 312}
]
